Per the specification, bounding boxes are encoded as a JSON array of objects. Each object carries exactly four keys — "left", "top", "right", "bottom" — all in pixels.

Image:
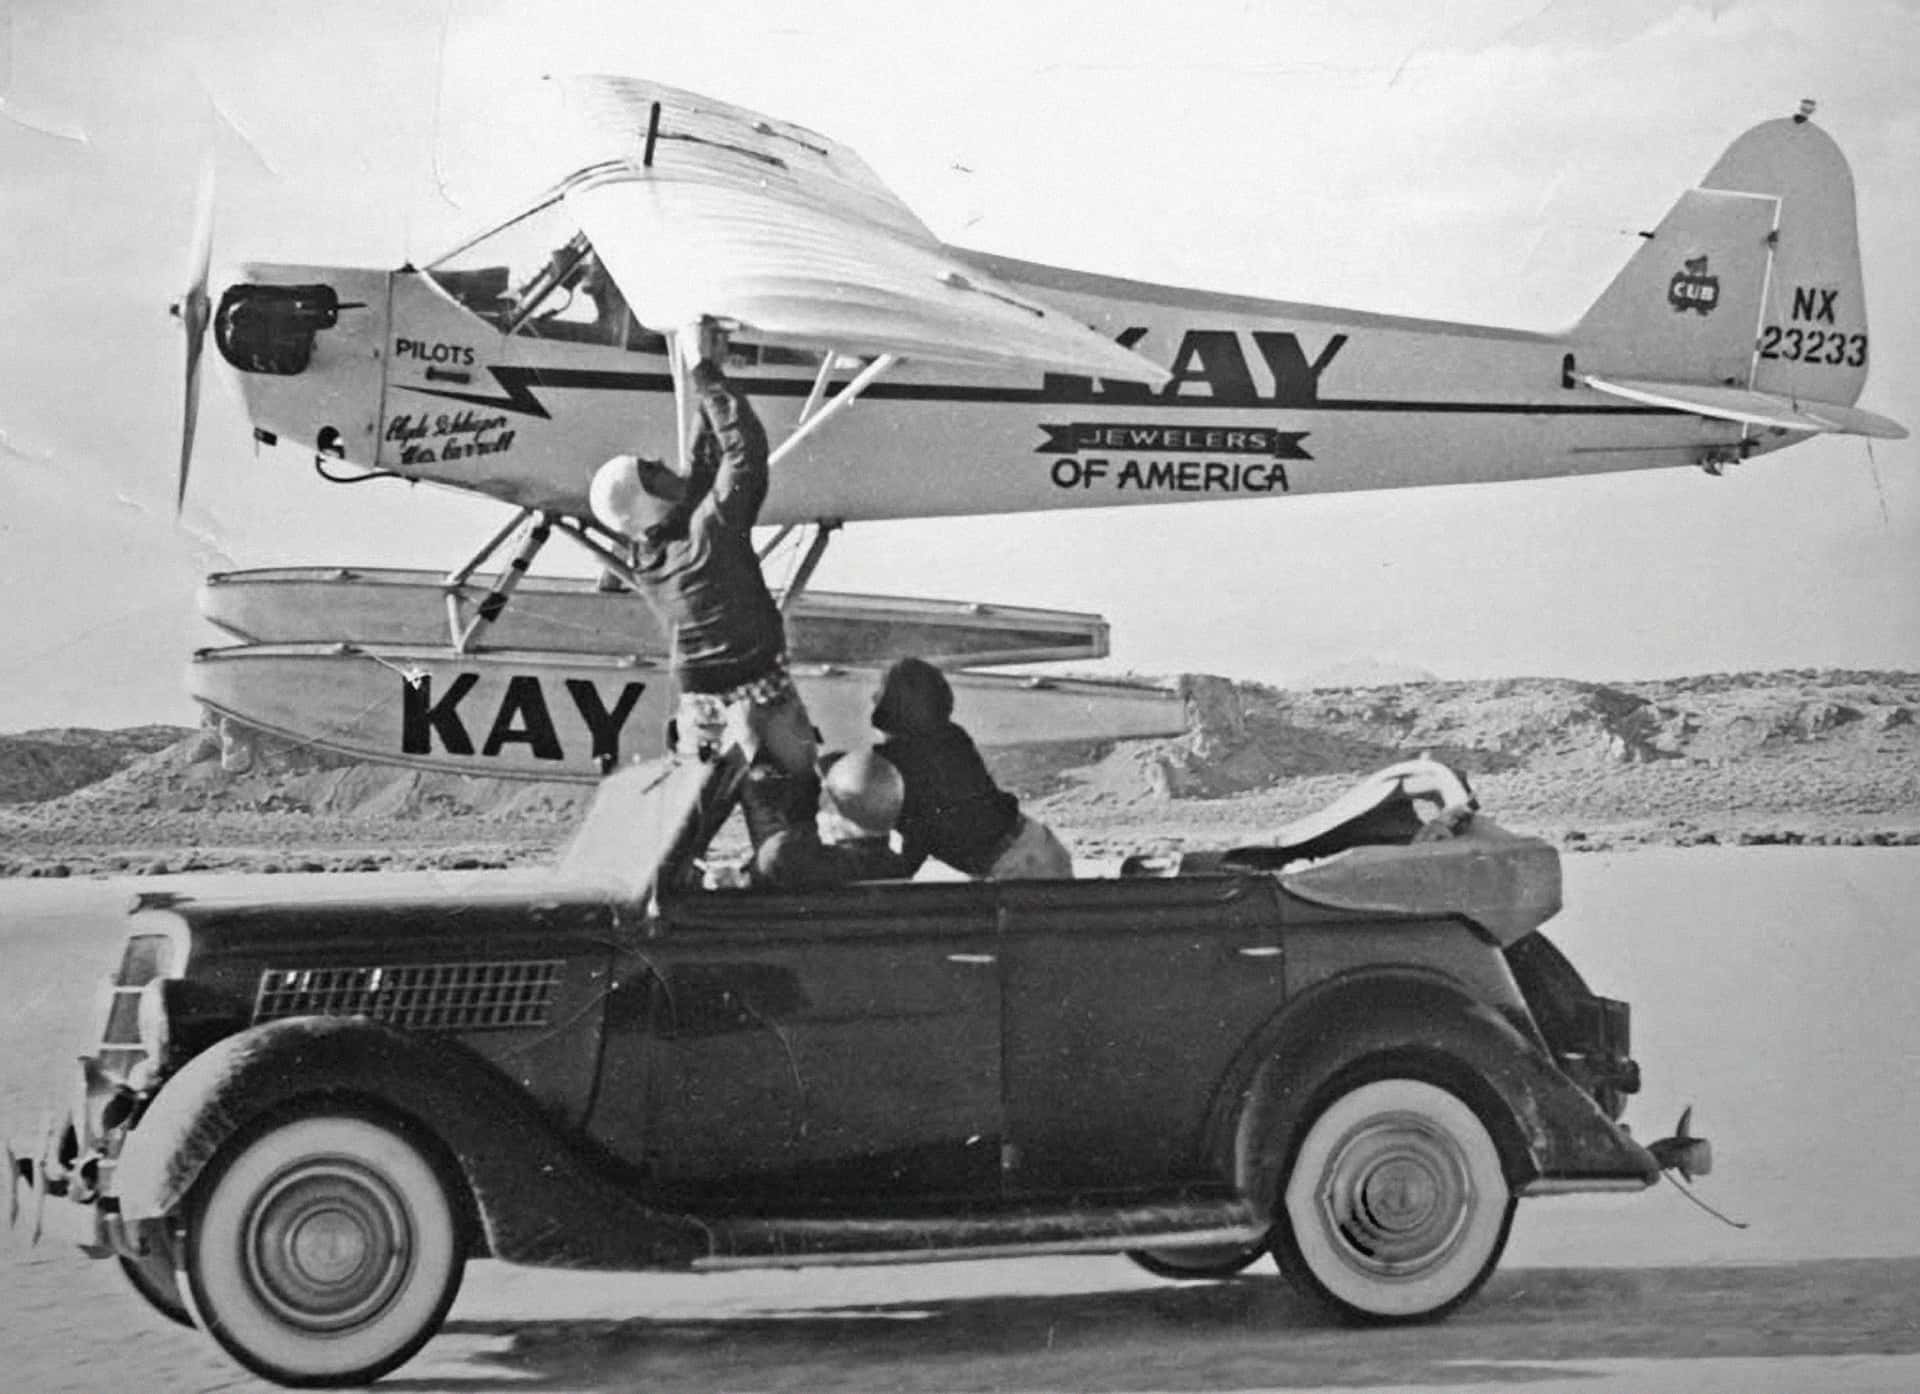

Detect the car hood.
[
  {"left": 123, "top": 754, "right": 743, "bottom": 963},
  {"left": 126, "top": 868, "right": 629, "bottom": 966}
]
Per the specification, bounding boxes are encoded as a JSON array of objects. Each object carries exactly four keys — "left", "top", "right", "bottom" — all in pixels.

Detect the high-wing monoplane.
[{"left": 180, "top": 79, "right": 1905, "bottom": 780}]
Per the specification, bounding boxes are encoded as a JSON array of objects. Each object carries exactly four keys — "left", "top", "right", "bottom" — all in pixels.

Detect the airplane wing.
[
  {"left": 1583, "top": 374, "right": 1908, "bottom": 440},
  {"left": 553, "top": 74, "right": 1170, "bottom": 385}
]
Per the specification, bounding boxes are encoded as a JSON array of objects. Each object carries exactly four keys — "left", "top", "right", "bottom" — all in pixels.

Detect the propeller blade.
[
  {"left": 174, "top": 158, "right": 217, "bottom": 513},
  {"left": 179, "top": 348, "right": 204, "bottom": 512}
]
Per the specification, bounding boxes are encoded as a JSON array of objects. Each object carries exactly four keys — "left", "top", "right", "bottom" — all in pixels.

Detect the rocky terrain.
[
  {"left": 0, "top": 725, "right": 191, "bottom": 805},
  {"left": 2, "top": 668, "right": 1917, "bottom": 877}
]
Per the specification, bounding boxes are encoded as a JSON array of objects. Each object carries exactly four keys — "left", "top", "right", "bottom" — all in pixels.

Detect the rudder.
[
  {"left": 1710, "top": 115, "right": 1869, "bottom": 407},
  {"left": 1575, "top": 111, "right": 1867, "bottom": 404}
]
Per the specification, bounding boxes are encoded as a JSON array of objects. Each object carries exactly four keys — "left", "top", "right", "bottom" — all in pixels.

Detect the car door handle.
[
  {"left": 1236, "top": 945, "right": 1282, "bottom": 958},
  {"left": 945, "top": 952, "right": 997, "bottom": 965}
]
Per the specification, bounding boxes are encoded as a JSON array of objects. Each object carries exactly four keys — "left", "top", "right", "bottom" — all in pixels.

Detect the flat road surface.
[{"left": 5, "top": 849, "right": 1919, "bottom": 1392}]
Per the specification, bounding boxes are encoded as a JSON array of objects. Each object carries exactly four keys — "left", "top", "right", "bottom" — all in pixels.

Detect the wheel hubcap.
[
  {"left": 244, "top": 1159, "right": 413, "bottom": 1331},
  {"left": 1316, "top": 1112, "right": 1473, "bottom": 1279}
]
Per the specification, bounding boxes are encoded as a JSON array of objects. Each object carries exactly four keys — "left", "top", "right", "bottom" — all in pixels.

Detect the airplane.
[{"left": 176, "top": 78, "right": 1905, "bottom": 782}]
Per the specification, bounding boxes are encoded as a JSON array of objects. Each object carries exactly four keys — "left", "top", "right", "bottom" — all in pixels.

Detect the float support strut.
[{"left": 780, "top": 520, "right": 840, "bottom": 616}]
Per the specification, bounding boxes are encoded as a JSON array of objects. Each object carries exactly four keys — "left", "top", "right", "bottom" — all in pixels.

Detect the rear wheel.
[
  {"left": 182, "top": 1110, "right": 465, "bottom": 1387},
  {"left": 1127, "top": 1239, "right": 1271, "bottom": 1281},
  {"left": 1272, "top": 1077, "right": 1513, "bottom": 1323}
]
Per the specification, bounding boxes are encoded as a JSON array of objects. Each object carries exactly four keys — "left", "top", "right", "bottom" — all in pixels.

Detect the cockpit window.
[
  {"left": 426, "top": 189, "right": 826, "bottom": 369},
  {"left": 425, "top": 198, "right": 666, "bottom": 354}
]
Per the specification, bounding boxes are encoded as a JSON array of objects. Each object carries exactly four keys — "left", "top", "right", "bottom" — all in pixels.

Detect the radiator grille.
[{"left": 254, "top": 960, "right": 565, "bottom": 1031}]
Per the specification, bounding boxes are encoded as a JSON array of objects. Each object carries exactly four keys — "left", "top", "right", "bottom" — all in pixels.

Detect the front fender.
[
  {"left": 116, "top": 1016, "right": 708, "bottom": 1269},
  {"left": 1226, "top": 973, "right": 1657, "bottom": 1213}
]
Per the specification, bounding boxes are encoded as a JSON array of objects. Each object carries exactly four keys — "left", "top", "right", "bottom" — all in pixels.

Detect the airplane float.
[{"left": 176, "top": 79, "right": 1905, "bottom": 781}]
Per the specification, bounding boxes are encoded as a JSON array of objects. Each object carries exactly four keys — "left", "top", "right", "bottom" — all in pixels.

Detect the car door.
[
  {"left": 590, "top": 880, "right": 1003, "bottom": 1211},
  {"left": 996, "top": 873, "right": 1287, "bottom": 1200}
]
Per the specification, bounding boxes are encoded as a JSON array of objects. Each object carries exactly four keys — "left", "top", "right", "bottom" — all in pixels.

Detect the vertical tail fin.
[{"left": 1574, "top": 110, "right": 1890, "bottom": 432}]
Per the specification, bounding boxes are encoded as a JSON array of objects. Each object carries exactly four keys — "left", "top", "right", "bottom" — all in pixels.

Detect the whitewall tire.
[
  {"left": 1274, "top": 1077, "right": 1513, "bottom": 1322},
  {"left": 183, "top": 1111, "right": 465, "bottom": 1387}
]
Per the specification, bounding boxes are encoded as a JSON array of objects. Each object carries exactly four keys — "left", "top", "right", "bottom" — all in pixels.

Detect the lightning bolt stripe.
[
  {"left": 398, "top": 364, "right": 1686, "bottom": 420},
  {"left": 397, "top": 366, "right": 670, "bottom": 419}
]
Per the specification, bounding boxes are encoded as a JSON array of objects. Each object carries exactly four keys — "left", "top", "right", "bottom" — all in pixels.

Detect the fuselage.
[{"left": 220, "top": 244, "right": 1757, "bottom": 530}]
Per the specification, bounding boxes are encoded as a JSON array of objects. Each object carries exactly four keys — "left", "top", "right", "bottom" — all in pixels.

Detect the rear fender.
[
  {"left": 115, "top": 1016, "right": 707, "bottom": 1269},
  {"left": 1220, "top": 972, "right": 1656, "bottom": 1215}
]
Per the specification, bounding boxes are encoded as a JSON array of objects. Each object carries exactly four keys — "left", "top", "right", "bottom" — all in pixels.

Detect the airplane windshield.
[{"left": 425, "top": 198, "right": 666, "bottom": 354}]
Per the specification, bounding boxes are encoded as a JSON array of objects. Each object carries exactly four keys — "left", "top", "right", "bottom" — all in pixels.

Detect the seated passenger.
[
  {"left": 870, "top": 657, "right": 1073, "bottom": 880},
  {"left": 576, "top": 254, "right": 636, "bottom": 347},
  {"left": 525, "top": 249, "right": 665, "bottom": 351},
  {"left": 752, "top": 749, "right": 910, "bottom": 889}
]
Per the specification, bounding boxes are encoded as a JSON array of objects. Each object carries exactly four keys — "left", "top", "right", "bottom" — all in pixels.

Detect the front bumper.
[
  {"left": 11, "top": 1121, "right": 172, "bottom": 1264},
  {"left": 8, "top": 1049, "right": 165, "bottom": 1263}
]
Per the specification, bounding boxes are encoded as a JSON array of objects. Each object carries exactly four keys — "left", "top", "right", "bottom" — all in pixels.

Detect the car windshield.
[{"left": 554, "top": 754, "right": 743, "bottom": 898}]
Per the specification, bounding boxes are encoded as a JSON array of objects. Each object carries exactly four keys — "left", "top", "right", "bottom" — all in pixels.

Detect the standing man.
[{"left": 589, "top": 319, "right": 818, "bottom": 845}]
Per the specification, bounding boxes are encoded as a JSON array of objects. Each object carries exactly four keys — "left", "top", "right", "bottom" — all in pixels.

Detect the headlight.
[{"left": 137, "top": 979, "right": 172, "bottom": 1067}]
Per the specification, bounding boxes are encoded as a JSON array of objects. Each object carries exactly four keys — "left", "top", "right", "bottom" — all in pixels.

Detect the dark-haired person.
[{"left": 871, "top": 657, "right": 1072, "bottom": 880}]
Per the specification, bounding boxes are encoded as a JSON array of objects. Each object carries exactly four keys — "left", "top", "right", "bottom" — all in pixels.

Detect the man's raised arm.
[{"left": 689, "top": 337, "right": 770, "bottom": 533}]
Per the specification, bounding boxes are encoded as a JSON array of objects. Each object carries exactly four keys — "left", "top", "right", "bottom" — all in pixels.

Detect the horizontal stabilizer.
[{"left": 1582, "top": 374, "right": 1908, "bottom": 440}]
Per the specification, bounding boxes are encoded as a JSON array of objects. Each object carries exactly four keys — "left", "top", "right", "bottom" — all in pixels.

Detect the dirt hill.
[
  {"left": 1020, "top": 669, "right": 1920, "bottom": 865},
  {"left": 0, "top": 726, "right": 193, "bottom": 804},
  {"left": 2, "top": 669, "right": 1916, "bottom": 876}
]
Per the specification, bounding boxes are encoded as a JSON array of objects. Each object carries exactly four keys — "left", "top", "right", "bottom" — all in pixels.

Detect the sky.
[{"left": 1, "top": 0, "right": 1916, "bottom": 730}]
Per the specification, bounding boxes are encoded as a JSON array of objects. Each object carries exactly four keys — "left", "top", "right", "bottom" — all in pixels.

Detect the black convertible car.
[{"left": 14, "top": 752, "right": 1706, "bottom": 1387}]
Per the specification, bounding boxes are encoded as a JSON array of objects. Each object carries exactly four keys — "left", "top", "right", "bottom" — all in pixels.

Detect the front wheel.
[
  {"left": 182, "top": 1110, "right": 466, "bottom": 1388},
  {"left": 1272, "top": 1077, "right": 1513, "bottom": 1323}
]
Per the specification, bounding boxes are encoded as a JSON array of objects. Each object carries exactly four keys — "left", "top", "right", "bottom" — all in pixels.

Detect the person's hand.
[{"left": 678, "top": 316, "right": 729, "bottom": 368}]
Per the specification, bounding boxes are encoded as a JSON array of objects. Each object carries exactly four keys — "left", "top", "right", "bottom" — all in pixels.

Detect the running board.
[
  {"left": 692, "top": 1198, "right": 1266, "bottom": 1270},
  {"left": 1582, "top": 374, "right": 1908, "bottom": 439},
  {"left": 190, "top": 643, "right": 1186, "bottom": 781},
  {"left": 198, "top": 567, "right": 1110, "bottom": 669}
]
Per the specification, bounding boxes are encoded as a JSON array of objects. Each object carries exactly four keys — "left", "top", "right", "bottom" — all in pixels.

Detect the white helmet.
[
  {"left": 589, "top": 454, "right": 683, "bottom": 537},
  {"left": 821, "top": 749, "right": 904, "bottom": 835}
]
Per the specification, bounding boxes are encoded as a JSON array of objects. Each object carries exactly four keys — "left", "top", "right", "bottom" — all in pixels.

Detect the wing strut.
[
  {"left": 779, "top": 521, "right": 841, "bottom": 616},
  {"left": 771, "top": 353, "right": 900, "bottom": 468},
  {"left": 797, "top": 351, "right": 841, "bottom": 426},
  {"left": 756, "top": 522, "right": 798, "bottom": 561},
  {"left": 504, "top": 332, "right": 903, "bottom": 647},
  {"left": 668, "top": 330, "right": 701, "bottom": 474},
  {"left": 551, "top": 516, "right": 652, "bottom": 596},
  {"left": 663, "top": 321, "right": 901, "bottom": 477}
]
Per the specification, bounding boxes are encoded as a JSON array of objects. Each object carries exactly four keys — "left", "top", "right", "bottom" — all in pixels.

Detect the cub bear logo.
[{"left": 1668, "top": 256, "right": 1720, "bottom": 315}]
